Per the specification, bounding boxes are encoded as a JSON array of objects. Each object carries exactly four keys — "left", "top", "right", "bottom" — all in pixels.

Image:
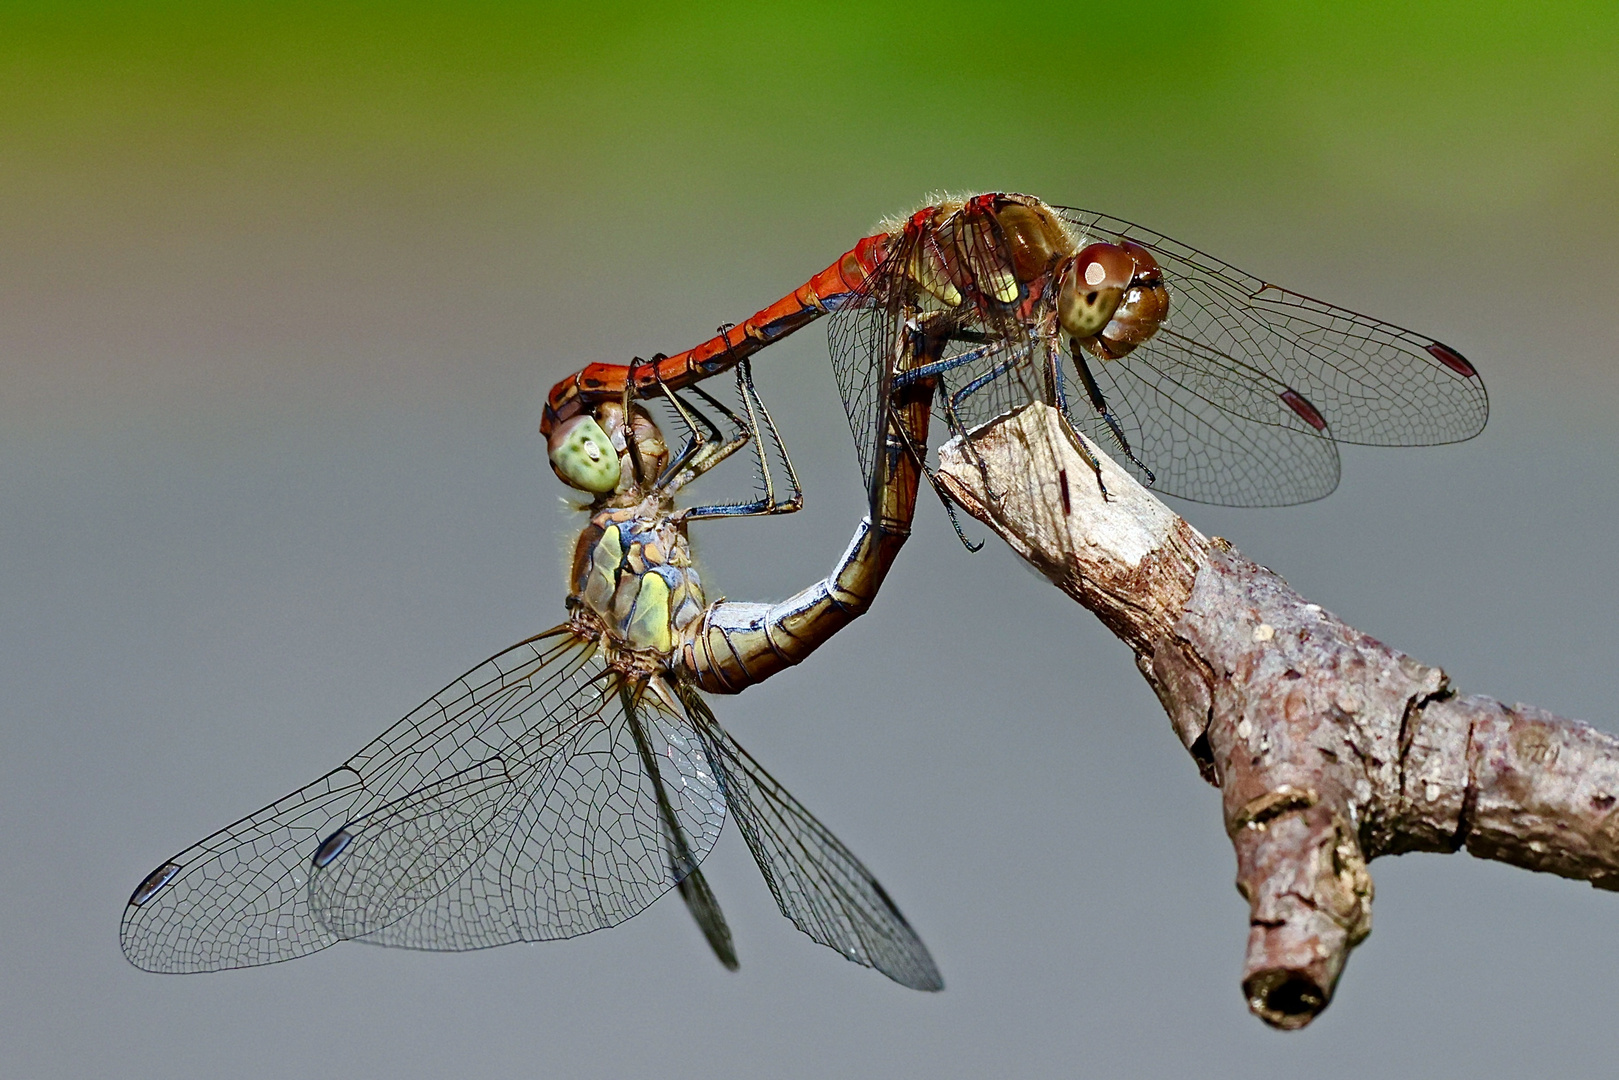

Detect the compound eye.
[
  {"left": 1118, "top": 239, "right": 1162, "bottom": 282},
  {"left": 1057, "top": 254, "right": 1124, "bottom": 340},
  {"left": 547, "top": 415, "right": 622, "bottom": 493},
  {"left": 1074, "top": 243, "right": 1135, "bottom": 291}
]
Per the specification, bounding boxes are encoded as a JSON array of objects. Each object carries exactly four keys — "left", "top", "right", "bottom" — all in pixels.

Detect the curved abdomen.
[{"left": 681, "top": 384, "right": 931, "bottom": 693}]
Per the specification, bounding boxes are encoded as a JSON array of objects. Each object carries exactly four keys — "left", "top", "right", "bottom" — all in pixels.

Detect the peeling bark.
[{"left": 936, "top": 404, "right": 1619, "bottom": 1030}]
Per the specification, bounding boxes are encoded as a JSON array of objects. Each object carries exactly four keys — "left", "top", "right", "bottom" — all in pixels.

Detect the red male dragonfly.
[{"left": 544, "top": 193, "right": 1486, "bottom": 511}]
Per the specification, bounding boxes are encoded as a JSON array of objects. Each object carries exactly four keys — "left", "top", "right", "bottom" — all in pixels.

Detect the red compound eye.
[
  {"left": 1074, "top": 243, "right": 1135, "bottom": 291},
  {"left": 1118, "top": 239, "right": 1162, "bottom": 282}
]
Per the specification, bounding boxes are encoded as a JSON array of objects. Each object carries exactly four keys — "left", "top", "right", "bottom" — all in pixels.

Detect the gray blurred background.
[{"left": 3, "top": 4, "right": 1618, "bottom": 1077}]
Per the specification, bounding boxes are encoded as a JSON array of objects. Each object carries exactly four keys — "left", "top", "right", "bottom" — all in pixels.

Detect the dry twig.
[{"left": 935, "top": 403, "right": 1619, "bottom": 1029}]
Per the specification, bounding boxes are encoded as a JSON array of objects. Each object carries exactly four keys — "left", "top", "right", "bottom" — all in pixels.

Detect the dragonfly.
[
  {"left": 543, "top": 192, "right": 1487, "bottom": 511},
  {"left": 122, "top": 361, "right": 944, "bottom": 991}
]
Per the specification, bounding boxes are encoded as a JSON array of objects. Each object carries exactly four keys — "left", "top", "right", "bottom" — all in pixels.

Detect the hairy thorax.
[{"left": 568, "top": 502, "right": 706, "bottom": 665}]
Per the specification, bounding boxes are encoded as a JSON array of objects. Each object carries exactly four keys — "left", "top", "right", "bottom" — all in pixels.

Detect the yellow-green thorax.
[{"left": 570, "top": 504, "right": 705, "bottom": 657}]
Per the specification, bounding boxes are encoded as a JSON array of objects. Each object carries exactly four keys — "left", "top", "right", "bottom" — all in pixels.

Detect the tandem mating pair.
[{"left": 123, "top": 192, "right": 1486, "bottom": 988}]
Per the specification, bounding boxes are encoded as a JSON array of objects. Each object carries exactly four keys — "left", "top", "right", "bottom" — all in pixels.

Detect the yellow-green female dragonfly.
[{"left": 122, "top": 362, "right": 943, "bottom": 991}]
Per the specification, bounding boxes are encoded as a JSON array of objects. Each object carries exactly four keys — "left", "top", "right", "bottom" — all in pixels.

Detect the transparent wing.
[
  {"left": 310, "top": 673, "right": 727, "bottom": 952},
  {"left": 121, "top": 629, "right": 595, "bottom": 972},
  {"left": 621, "top": 680, "right": 737, "bottom": 969},
  {"left": 1054, "top": 206, "right": 1488, "bottom": 448},
  {"left": 679, "top": 688, "right": 944, "bottom": 992},
  {"left": 1061, "top": 330, "right": 1342, "bottom": 506},
  {"left": 828, "top": 249, "right": 909, "bottom": 489},
  {"left": 120, "top": 629, "right": 726, "bottom": 971}
]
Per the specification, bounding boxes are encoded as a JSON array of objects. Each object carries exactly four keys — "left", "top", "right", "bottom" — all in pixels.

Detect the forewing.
[
  {"left": 680, "top": 689, "right": 944, "bottom": 992},
  {"left": 1062, "top": 331, "right": 1342, "bottom": 506},
  {"left": 1054, "top": 207, "right": 1488, "bottom": 447},
  {"left": 121, "top": 629, "right": 597, "bottom": 972},
  {"left": 828, "top": 244, "right": 910, "bottom": 489},
  {"left": 120, "top": 629, "right": 717, "bottom": 971},
  {"left": 305, "top": 674, "right": 728, "bottom": 952}
]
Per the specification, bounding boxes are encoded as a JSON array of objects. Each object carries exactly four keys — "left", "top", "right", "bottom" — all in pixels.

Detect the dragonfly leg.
[
  {"left": 678, "top": 358, "right": 805, "bottom": 522},
  {"left": 941, "top": 346, "right": 1028, "bottom": 433},
  {"left": 889, "top": 339, "right": 1000, "bottom": 392},
  {"left": 620, "top": 365, "right": 652, "bottom": 488},
  {"left": 909, "top": 329, "right": 1114, "bottom": 507},
  {"left": 626, "top": 353, "right": 773, "bottom": 499},
  {"left": 891, "top": 330, "right": 1033, "bottom": 441},
  {"left": 682, "top": 383, "right": 929, "bottom": 693},
  {"left": 1069, "top": 348, "right": 1156, "bottom": 485},
  {"left": 649, "top": 367, "right": 753, "bottom": 494}
]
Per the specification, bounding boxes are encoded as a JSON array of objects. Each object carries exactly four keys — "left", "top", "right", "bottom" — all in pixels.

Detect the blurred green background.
[
  {"left": 4, "top": 1, "right": 1615, "bottom": 431},
  {"left": 3, "top": 4, "right": 1618, "bottom": 1078}
]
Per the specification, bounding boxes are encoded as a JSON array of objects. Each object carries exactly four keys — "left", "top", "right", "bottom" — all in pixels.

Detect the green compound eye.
[{"left": 547, "top": 416, "right": 621, "bottom": 493}]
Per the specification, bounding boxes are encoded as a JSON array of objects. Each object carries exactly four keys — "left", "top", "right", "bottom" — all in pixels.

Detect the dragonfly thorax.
[{"left": 569, "top": 506, "right": 705, "bottom": 658}]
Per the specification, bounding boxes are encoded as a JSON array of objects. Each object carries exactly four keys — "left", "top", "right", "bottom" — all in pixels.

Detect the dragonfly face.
[
  {"left": 547, "top": 399, "right": 669, "bottom": 502},
  {"left": 546, "top": 414, "right": 620, "bottom": 493},
  {"left": 1059, "top": 240, "right": 1170, "bottom": 360}
]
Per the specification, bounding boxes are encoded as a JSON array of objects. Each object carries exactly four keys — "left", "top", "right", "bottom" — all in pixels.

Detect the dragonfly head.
[
  {"left": 550, "top": 400, "right": 672, "bottom": 502},
  {"left": 1059, "top": 240, "right": 1169, "bottom": 360}
]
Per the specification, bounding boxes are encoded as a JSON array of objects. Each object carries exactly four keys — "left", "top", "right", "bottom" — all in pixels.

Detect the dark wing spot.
[
  {"left": 129, "top": 862, "right": 181, "bottom": 906},
  {"left": 311, "top": 829, "right": 353, "bottom": 869},
  {"left": 1426, "top": 341, "right": 1478, "bottom": 378},
  {"left": 1280, "top": 389, "right": 1328, "bottom": 432}
]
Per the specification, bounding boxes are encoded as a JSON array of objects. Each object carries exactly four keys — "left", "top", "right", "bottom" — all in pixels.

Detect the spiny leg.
[
  {"left": 648, "top": 367, "right": 753, "bottom": 494},
  {"left": 1039, "top": 345, "right": 1107, "bottom": 504},
  {"left": 945, "top": 348, "right": 1025, "bottom": 430},
  {"left": 679, "top": 355, "right": 805, "bottom": 522},
  {"left": 646, "top": 356, "right": 722, "bottom": 486},
  {"left": 902, "top": 324, "right": 1113, "bottom": 513},
  {"left": 933, "top": 334, "right": 1117, "bottom": 504},
  {"left": 1070, "top": 345, "right": 1156, "bottom": 486},
  {"left": 889, "top": 329, "right": 1029, "bottom": 445},
  {"left": 628, "top": 357, "right": 755, "bottom": 501},
  {"left": 889, "top": 338, "right": 1001, "bottom": 394},
  {"left": 715, "top": 317, "right": 804, "bottom": 513},
  {"left": 735, "top": 356, "right": 803, "bottom": 514},
  {"left": 925, "top": 334, "right": 1056, "bottom": 502}
]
